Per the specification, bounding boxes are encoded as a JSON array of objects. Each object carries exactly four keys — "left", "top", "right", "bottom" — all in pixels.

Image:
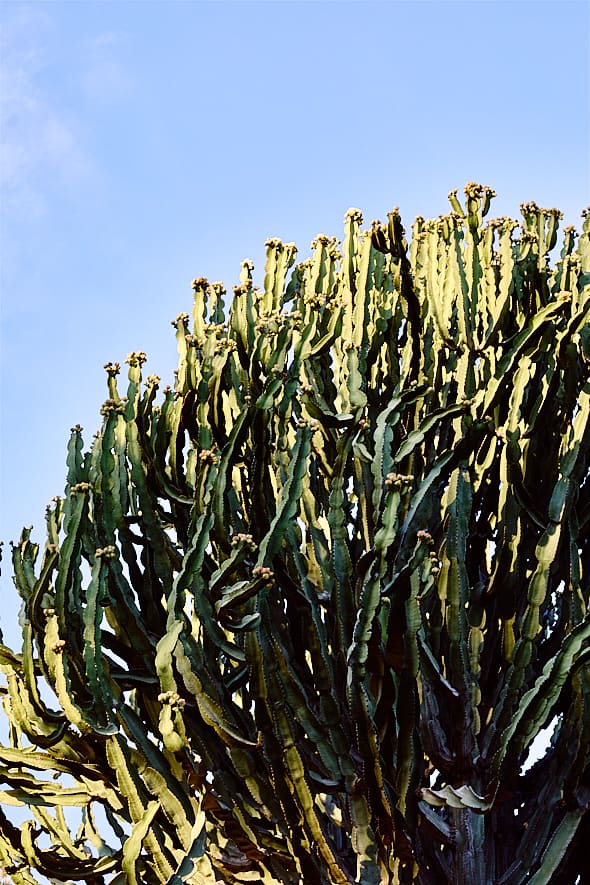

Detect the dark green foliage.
[{"left": 1, "top": 185, "right": 589, "bottom": 883}]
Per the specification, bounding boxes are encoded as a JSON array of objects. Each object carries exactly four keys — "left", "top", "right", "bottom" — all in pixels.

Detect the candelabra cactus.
[{"left": 1, "top": 184, "right": 589, "bottom": 883}]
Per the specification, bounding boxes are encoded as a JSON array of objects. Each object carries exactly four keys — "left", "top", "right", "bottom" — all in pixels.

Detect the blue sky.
[{"left": 1, "top": 0, "right": 589, "bottom": 639}]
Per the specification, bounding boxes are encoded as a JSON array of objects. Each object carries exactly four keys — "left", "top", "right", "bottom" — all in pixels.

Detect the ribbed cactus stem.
[{"left": 1, "top": 186, "right": 588, "bottom": 884}]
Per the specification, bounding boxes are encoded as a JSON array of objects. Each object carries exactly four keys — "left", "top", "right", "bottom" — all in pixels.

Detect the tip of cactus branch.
[{"left": 344, "top": 208, "right": 363, "bottom": 223}]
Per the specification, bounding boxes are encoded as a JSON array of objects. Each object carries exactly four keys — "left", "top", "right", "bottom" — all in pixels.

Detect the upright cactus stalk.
[{"left": 1, "top": 184, "right": 589, "bottom": 884}]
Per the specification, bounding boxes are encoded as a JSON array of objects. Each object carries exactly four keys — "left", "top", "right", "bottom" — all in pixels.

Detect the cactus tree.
[{"left": 1, "top": 184, "right": 589, "bottom": 883}]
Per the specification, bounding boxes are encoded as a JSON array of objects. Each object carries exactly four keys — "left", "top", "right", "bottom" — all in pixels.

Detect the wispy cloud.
[
  {"left": 0, "top": 7, "right": 90, "bottom": 219},
  {"left": 0, "top": 9, "right": 134, "bottom": 223},
  {"left": 81, "top": 31, "right": 133, "bottom": 105}
]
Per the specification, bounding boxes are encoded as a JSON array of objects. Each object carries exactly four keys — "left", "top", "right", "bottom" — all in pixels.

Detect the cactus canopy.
[{"left": 1, "top": 185, "right": 589, "bottom": 883}]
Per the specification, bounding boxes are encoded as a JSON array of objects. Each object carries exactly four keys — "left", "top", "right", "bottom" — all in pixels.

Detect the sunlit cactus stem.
[{"left": 1, "top": 184, "right": 589, "bottom": 884}]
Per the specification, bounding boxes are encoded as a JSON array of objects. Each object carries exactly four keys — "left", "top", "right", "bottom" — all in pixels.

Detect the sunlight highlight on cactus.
[{"left": 1, "top": 185, "right": 589, "bottom": 883}]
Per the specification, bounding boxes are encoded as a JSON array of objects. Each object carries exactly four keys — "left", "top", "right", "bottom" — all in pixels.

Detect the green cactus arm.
[
  {"left": 526, "top": 810, "right": 584, "bottom": 885},
  {"left": 174, "top": 637, "right": 257, "bottom": 748},
  {"left": 440, "top": 468, "right": 474, "bottom": 714},
  {"left": 327, "top": 433, "right": 355, "bottom": 666},
  {"left": 478, "top": 298, "right": 564, "bottom": 417},
  {"left": 140, "top": 766, "right": 194, "bottom": 851},
  {"left": 485, "top": 379, "right": 590, "bottom": 755},
  {"left": 164, "top": 811, "right": 211, "bottom": 884},
  {"left": 52, "top": 482, "right": 87, "bottom": 628},
  {"left": 0, "top": 782, "right": 94, "bottom": 807},
  {"left": 482, "top": 220, "right": 516, "bottom": 347},
  {"left": 256, "top": 424, "right": 312, "bottom": 566},
  {"left": 121, "top": 799, "right": 161, "bottom": 885},
  {"left": 270, "top": 702, "right": 353, "bottom": 885},
  {"left": 266, "top": 623, "right": 342, "bottom": 780},
  {"left": 491, "top": 613, "right": 590, "bottom": 779},
  {"left": 118, "top": 705, "right": 197, "bottom": 822},
  {"left": 347, "top": 565, "right": 380, "bottom": 681},
  {"left": 107, "top": 737, "right": 176, "bottom": 881},
  {"left": 392, "top": 400, "right": 470, "bottom": 465},
  {"left": 0, "top": 660, "right": 65, "bottom": 747},
  {"left": 28, "top": 806, "right": 89, "bottom": 861},
  {"left": 82, "top": 553, "right": 118, "bottom": 732}
]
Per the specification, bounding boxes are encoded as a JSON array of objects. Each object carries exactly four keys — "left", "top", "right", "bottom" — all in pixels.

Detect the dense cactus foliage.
[{"left": 1, "top": 185, "right": 589, "bottom": 884}]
